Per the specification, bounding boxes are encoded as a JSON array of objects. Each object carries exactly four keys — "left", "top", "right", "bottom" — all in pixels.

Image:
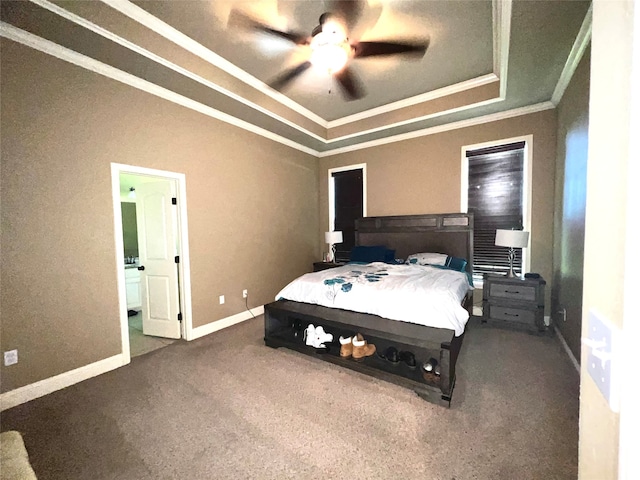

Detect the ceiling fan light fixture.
[
  {"left": 310, "top": 20, "right": 350, "bottom": 74},
  {"left": 231, "top": 6, "right": 427, "bottom": 101},
  {"left": 310, "top": 43, "right": 349, "bottom": 73}
]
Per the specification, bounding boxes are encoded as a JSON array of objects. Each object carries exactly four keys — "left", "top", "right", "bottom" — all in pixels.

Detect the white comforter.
[{"left": 275, "top": 262, "right": 473, "bottom": 336}]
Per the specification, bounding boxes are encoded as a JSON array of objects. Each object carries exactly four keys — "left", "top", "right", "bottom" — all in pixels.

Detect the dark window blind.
[
  {"left": 332, "top": 169, "right": 363, "bottom": 262},
  {"left": 467, "top": 142, "right": 525, "bottom": 277}
]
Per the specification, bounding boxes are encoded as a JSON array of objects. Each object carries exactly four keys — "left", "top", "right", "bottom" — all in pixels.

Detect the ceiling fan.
[{"left": 228, "top": 1, "right": 429, "bottom": 101}]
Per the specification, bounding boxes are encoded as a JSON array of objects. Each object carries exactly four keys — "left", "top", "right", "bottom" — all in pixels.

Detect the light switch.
[{"left": 583, "top": 310, "right": 620, "bottom": 412}]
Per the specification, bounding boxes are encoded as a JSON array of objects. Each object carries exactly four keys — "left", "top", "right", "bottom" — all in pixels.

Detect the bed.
[{"left": 263, "top": 213, "right": 474, "bottom": 407}]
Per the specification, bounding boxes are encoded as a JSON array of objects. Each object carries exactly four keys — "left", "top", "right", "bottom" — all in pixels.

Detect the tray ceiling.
[{"left": 0, "top": 0, "right": 592, "bottom": 155}]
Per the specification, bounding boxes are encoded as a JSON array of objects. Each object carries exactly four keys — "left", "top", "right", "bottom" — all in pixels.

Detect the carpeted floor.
[{"left": 1, "top": 316, "right": 579, "bottom": 480}]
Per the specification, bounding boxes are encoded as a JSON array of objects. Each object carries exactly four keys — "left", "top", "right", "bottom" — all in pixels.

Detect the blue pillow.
[
  {"left": 384, "top": 248, "right": 396, "bottom": 263},
  {"left": 349, "top": 246, "right": 396, "bottom": 264},
  {"left": 444, "top": 256, "right": 468, "bottom": 272}
]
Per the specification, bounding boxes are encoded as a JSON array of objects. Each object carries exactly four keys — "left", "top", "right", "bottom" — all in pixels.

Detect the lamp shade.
[
  {"left": 325, "top": 231, "right": 343, "bottom": 244},
  {"left": 495, "top": 229, "right": 529, "bottom": 248}
]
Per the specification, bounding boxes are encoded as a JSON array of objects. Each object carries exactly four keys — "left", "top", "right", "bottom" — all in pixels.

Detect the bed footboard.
[{"left": 264, "top": 300, "right": 464, "bottom": 407}]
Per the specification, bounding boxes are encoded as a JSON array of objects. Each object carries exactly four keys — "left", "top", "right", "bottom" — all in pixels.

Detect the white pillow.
[{"left": 405, "top": 252, "right": 447, "bottom": 266}]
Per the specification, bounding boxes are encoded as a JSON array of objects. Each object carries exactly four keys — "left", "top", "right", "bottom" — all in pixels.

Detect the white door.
[{"left": 135, "top": 180, "right": 181, "bottom": 339}]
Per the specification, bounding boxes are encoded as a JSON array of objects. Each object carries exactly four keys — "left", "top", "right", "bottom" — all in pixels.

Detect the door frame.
[{"left": 111, "top": 163, "right": 194, "bottom": 364}]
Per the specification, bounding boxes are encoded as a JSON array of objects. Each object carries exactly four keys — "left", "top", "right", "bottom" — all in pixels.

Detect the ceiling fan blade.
[
  {"left": 353, "top": 40, "right": 429, "bottom": 58},
  {"left": 228, "top": 9, "right": 309, "bottom": 45},
  {"left": 328, "top": 0, "right": 365, "bottom": 30},
  {"left": 334, "top": 66, "right": 365, "bottom": 100},
  {"left": 269, "top": 61, "right": 312, "bottom": 92}
]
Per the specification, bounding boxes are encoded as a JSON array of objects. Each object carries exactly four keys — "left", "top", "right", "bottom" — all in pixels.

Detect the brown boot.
[
  {"left": 351, "top": 333, "right": 376, "bottom": 361},
  {"left": 339, "top": 336, "right": 353, "bottom": 358}
]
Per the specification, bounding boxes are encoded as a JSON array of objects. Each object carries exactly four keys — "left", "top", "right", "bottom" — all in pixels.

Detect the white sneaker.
[
  {"left": 304, "top": 324, "right": 316, "bottom": 346},
  {"left": 314, "top": 326, "right": 334, "bottom": 348}
]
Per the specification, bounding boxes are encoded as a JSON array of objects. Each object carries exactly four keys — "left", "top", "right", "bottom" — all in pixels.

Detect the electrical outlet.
[
  {"left": 219, "top": 295, "right": 225, "bottom": 305},
  {"left": 243, "top": 289, "right": 248, "bottom": 298},
  {"left": 4, "top": 349, "right": 18, "bottom": 366}
]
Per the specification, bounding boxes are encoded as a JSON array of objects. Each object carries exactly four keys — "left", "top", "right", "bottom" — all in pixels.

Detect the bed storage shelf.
[{"left": 264, "top": 298, "right": 468, "bottom": 407}]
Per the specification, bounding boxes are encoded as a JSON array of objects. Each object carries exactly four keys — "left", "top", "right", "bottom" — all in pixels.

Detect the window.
[
  {"left": 462, "top": 139, "right": 531, "bottom": 281},
  {"left": 329, "top": 164, "right": 366, "bottom": 262}
]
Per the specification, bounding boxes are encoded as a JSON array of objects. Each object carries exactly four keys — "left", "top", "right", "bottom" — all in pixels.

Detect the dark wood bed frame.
[{"left": 264, "top": 213, "right": 474, "bottom": 407}]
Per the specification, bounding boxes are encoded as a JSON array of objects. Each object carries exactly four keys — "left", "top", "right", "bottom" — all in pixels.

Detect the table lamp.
[
  {"left": 324, "top": 231, "right": 343, "bottom": 262},
  {"left": 495, "top": 229, "right": 529, "bottom": 278}
]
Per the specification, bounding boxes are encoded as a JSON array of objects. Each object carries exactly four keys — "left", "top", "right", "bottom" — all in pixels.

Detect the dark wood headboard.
[{"left": 355, "top": 213, "right": 474, "bottom": 274}]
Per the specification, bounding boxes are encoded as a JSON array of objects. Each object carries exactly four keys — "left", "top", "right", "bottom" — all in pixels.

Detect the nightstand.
[
  {"left": 482, "top": 274, "right": 548, "bottom": 334},
  {"left": 313, "top": 262, "right": 344, "bottom": 272}
]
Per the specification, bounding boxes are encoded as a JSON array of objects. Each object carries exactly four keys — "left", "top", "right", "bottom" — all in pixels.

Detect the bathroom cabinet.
[{"left": 125, "top": 267, "right": 142, "bottom": 310}]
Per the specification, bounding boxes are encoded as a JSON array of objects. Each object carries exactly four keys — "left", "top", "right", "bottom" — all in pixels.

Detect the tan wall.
[
  {"left": 0, "top": 40, "right": 318, "bottom": 393},
  {"left": 319, "top": 109, "right": 558, "bottom": 308},
  {"left": 552, "top": 46, "right": 590, "bottom": 362}
]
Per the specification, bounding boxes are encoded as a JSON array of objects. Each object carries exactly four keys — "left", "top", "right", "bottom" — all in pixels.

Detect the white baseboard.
[
  {"left": 189, "top": 305, "right": 264, "bottom": 340},
  {"left": 0, "top": 306, "right": 265, "bottom": 411},
  {"left": 555, "top": 326, "right": 580, "bottom": 374},
  {"left": 0, "top": 354, "right": 125, "bottom": 411}
]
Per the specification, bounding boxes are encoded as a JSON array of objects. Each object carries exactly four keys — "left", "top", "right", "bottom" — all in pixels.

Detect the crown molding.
[
  {"left": 327, "top": 0, "right": 507, "bottom": 130},
  {"left": 30, "top": 0, "right": 327, "bottom": 144},
  {"left": 101, "top": 0, "right": 506, "bottom": 139},
  {"left": 90, "top": 0, "right": 515, "bottom": 144},
  {"left": 1, "top": 12, "right": 560, "bottom": 163},
  {"left": 327, "top": 74, "right": 498, "bottom": 129},
  {"left": 0, "top": 21, "right": 557, "bottom": 159},
  {"left": 318, "top": 101, "right": 555, "bottom": 157},
  {"left": 0, "top": 22, "right": 318, "bottom": 157},
  {"left": 327, "top": 95, "right": 503, "bottom": 144},
  {"left": 27, "top": 0, "right": 511, "bottom": 147},
  {"left": 551, "top": 2, "right": 592, "bottom": 106},
  {"left": 33, "top": 0, "right": 503, "bottom": 145},
  {"left": 494, "top": 0, "right": 512, "bottom": 99},
  {"left": 99, "top": 0, "right": 328, "bottom": 127}
]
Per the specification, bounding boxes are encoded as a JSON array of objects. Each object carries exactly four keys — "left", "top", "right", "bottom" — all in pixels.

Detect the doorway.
[{"left": 111, "top": 163, "right": 193, "bottom": 363}]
